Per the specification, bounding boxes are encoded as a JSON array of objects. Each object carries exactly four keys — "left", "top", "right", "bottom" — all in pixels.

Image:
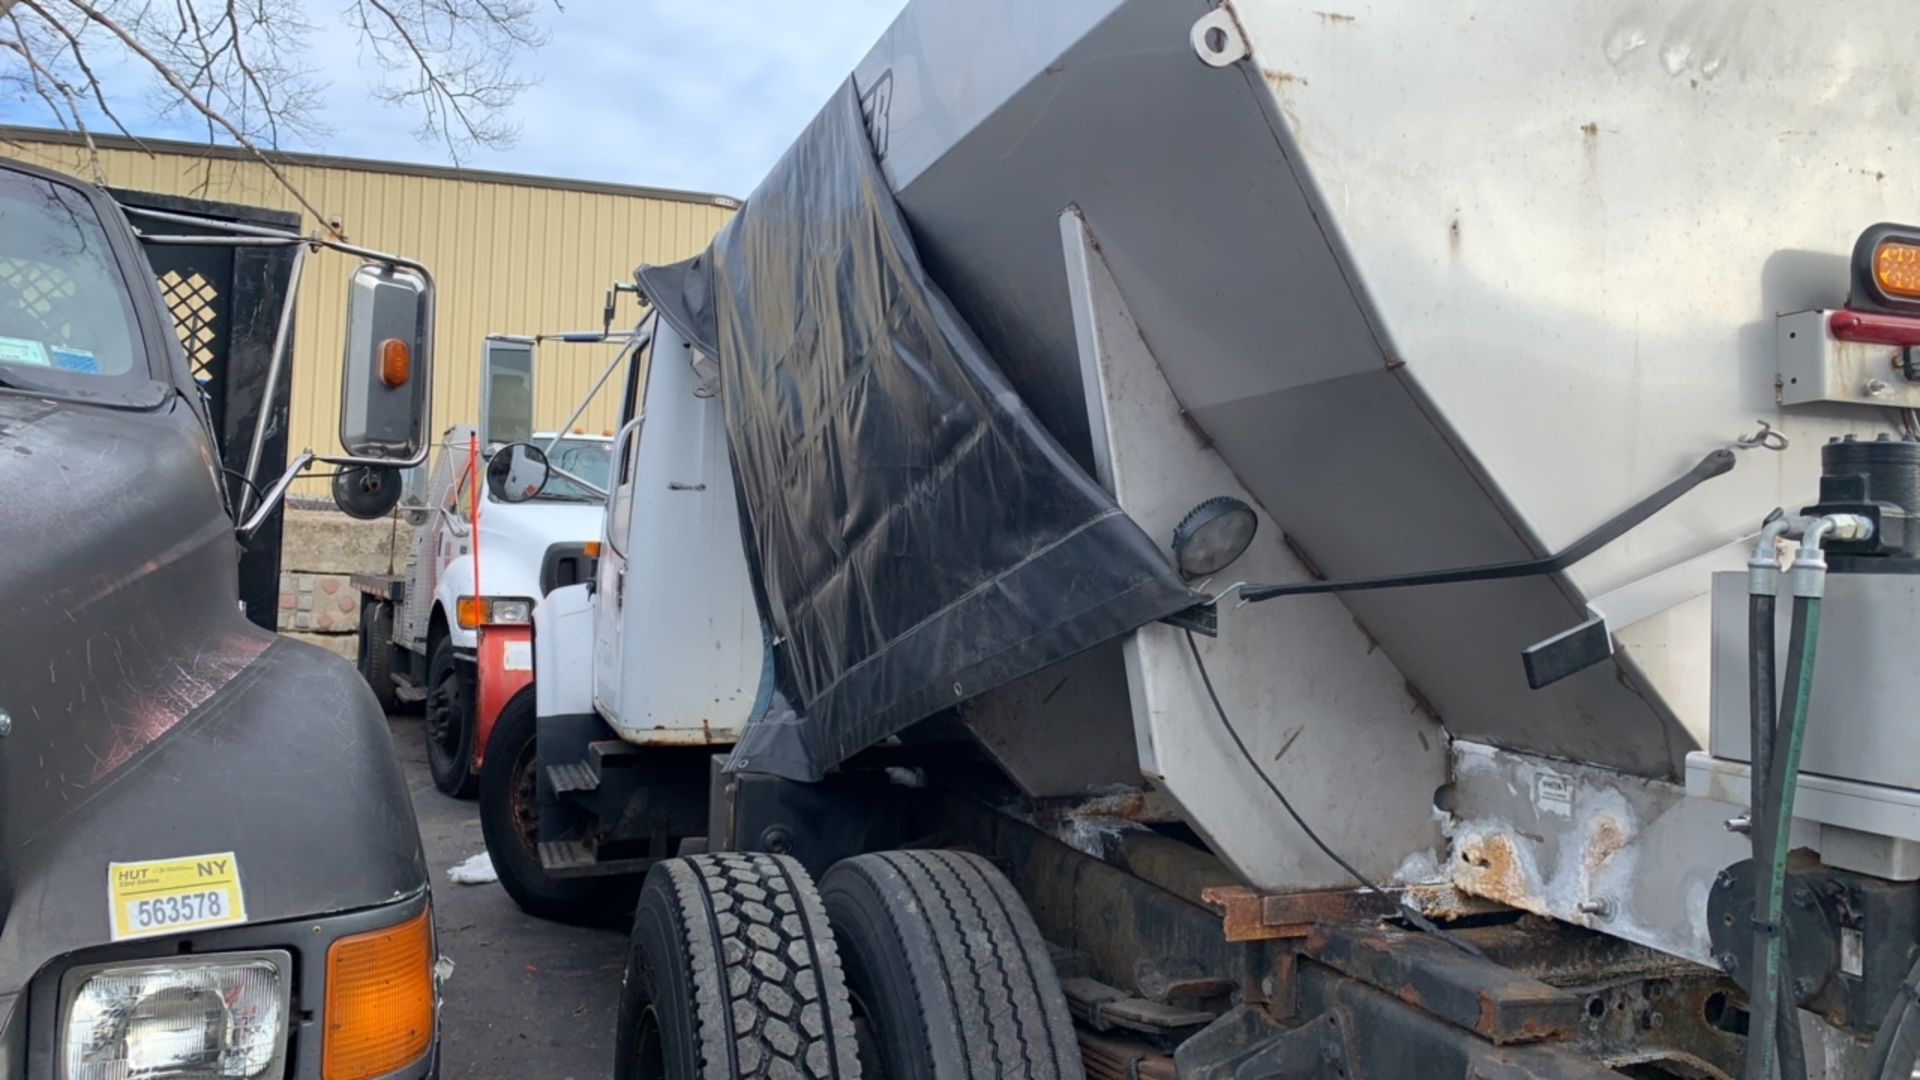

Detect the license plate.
[{"left": 107, "top": 853, "right": 248, "bottom": 941}]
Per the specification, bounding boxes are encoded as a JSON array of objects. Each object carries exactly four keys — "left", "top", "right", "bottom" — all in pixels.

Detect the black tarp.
[{"left": 639, "top": 82, "right": 1197, "bottom": 782}]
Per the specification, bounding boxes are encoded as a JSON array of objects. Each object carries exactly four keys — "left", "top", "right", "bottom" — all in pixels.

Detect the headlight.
[
  {"left": 61, "top": 952, "right": 289, "bottom": 1080},
  {"left": 455, "top": 595, "right": 534, "bottom": 628}
]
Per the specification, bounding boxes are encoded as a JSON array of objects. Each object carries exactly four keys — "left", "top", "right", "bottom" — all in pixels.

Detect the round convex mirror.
[{"left": 486, "top": 442, "right": 551, "bottom": 503}]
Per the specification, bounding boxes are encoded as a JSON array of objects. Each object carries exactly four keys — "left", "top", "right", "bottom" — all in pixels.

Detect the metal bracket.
[
  {"left": 1190, "top": 4, "right": 1250, "bottom": 67},
  {"left": 1173, "top": 1004, "right": 1348, "bottom": 1080}
]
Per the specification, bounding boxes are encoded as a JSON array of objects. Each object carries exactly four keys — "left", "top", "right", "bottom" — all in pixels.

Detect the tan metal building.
[{"left": 1, "top": 128, "right": 736, "bottom": 494}]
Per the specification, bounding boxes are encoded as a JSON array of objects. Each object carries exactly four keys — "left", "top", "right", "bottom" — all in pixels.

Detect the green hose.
[{"left": 1745, "top": 594, "right": 1822, "bottom": 1080}]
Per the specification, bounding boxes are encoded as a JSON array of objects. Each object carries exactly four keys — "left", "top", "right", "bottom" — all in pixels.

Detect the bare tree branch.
[
  {"left": 0, "top": 0, "right": 550, "bottom": 221},
  {"left": 3, "top": 11, "right": 105, "bottom": 182},
  {"left": 348, "top": 0, "right": 545, "bottom": 160},
  {"left": 51, "top": 0, "right": 339, "bottom": 232},
  {"left": 18, "top": 0, "right": 149, "bottom": 151}
]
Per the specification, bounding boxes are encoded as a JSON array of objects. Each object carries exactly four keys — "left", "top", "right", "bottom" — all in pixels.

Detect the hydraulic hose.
[
  {"left": 1744, "top": 590, "right": 1823, "bottom": 1080},
  {"left": 1743, "top": 588, "right": 1806, "bottom": 1080},
  {"left": 1747, "top": 591, "right": 1776, "bottom": 857}
]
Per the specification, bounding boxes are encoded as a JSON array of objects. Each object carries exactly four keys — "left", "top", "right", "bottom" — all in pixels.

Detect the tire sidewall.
[
  {"left": 360, "top": 600, "right": 398, "bottom": 713},
  {"left": 424, "top": 633, "right": 473, "bottom": 794},
  {"left": 614, "top": 870, "right": 705, "bottom": 1080},
  {"left": 477, "top": 691, "right": 630, "bottom": 925},
  {"left": 825, "top": 863, "right": 954, "bottom": 1078}
]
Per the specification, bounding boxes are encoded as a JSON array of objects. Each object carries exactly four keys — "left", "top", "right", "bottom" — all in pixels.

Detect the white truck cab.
[{"left": 355, "top": 331, "right": 620, "bottom": 797}]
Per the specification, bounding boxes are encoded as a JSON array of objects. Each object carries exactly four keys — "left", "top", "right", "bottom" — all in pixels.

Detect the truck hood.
[
  {"left": 466, "top": 499, "right": 606, "bottom": 597},
  {"left": 0, "top": 393, "right": 425, "bottom": 991}
]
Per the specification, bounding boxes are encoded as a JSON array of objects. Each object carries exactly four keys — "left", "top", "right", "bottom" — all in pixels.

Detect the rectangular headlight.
[
  {"left": 61, "top": 951, "right": 290, "bottom": 1079},
  {"left": 455, "top": 595, "right": 533, "bottom": 628},
  {"left": 486, "top": 598, "right": 533, "bottom": 625}
]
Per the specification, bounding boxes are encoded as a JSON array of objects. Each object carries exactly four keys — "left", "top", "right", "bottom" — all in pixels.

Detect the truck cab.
[
  {"left": 0, "top": 160, "right": 438, "bottom": 1076},
  {"left": 353, "top": 327, "right": 623, "bottom": 800},
  {"left": 475, "top": 319, "right": 758, "bottom": 924}
]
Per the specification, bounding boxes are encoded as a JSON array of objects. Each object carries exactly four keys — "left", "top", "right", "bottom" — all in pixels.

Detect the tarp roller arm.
[{"left": 1237, "top": 449, "right": 1737, "bottom": 603}]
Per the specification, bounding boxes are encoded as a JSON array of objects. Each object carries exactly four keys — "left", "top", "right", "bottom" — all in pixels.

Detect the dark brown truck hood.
[{"left": 0, "top": 392, "right": 426, "bottom": 1000}]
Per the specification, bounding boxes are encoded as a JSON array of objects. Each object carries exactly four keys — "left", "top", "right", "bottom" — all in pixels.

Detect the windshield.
[
  {"left": 0, "top": 170, "right": 148, "bottom": 391},
  {"left": 540, "top": 438, "right": 612, "bottom": 501}
]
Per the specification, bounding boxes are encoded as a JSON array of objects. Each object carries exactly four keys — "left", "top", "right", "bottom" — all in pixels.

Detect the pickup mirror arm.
[
  {"left": 437, "top": 504, "right": 470, "bottom": 538},
  {"left": 125, "top": 205, "right": 439, "bottom": 525},
  {"left": 547, "top": 463, "right": 608, "bottom": 500},
  {"left": 540, "top": 315, "right": 654, "bottom": 459},
  {"left": 238, "top": 451, "right": 315, "bottom": 539}
]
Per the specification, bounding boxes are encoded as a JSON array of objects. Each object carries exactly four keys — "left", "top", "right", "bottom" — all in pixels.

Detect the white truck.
[
  {"left": 355, "top": 334, "right": 617, "bottom": 797},
  {"left": 484, "top": 2, "right": 1920, "bottom": 1077}
]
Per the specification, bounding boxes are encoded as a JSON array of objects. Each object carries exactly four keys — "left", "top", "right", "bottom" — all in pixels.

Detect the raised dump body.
[
  {"left": 802, "top": 0, "right": 1920, "bottom": 885},
  {"left": 498, "top": 3, "right": 1920, "bottom": 1072},
  {"left": 855, "top": 0, "right": 1911, "bottom": 766}
]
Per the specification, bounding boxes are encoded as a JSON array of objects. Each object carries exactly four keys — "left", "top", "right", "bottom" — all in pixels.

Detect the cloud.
[{"left": 0, "top": 0, "right": 907, "bottom": 197}]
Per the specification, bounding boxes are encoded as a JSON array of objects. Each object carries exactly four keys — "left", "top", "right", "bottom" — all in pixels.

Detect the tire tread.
[
  {"left": 655, "top": 853, "right": 859, "bottom": 1078},
  {"left": 824, "top": 849, "right": 1081, "bottom": 1079}
]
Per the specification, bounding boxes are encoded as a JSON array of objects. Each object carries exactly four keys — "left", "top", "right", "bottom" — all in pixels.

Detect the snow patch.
[{"left": 447, "top": 852, "right": 499, "bottom": 885}]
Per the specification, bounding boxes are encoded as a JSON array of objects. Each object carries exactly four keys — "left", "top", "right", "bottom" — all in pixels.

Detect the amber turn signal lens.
[
  {"left": 1874, "top": 240, "right": 1920, "bottom": 300},
  {"left": 323, "top": 906, "right": 434, "bottom": 1079},
  {"left": 582, "top": 541, "right": 601, "bottom": 558},
  {"left": 455, "top": 596, "right": 483, "bottom": 630},
  {"left": 379, "top": 338, "right": 411, "bottom": 388}
]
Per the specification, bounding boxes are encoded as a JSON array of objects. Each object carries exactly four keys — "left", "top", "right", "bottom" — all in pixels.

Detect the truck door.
[
  {"left": 589, "top": 317, "right": 763, "bottom": 741},
  {"left": 591, "top": 331, "right": 649, "bottom": 720}
]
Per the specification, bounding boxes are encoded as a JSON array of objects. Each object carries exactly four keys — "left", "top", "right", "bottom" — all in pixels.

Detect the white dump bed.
[{"left": 847, "top": 0, "right": 1914, "bottom": 782}]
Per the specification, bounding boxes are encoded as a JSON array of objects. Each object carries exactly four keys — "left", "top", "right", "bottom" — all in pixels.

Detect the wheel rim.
[
  {"left": 425, "top": 657, "right": 463, "bottom": 766},
  {"left": 630, "top": 1004, "right": 664, "bottom": 1078},
  {"left": 508, "top": 741, "right": 540, "bottom": 857}
]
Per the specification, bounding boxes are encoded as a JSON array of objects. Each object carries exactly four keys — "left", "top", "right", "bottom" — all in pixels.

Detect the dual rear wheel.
[{"left": 613, "top": 848, "right": 1083, "bottom": 1080}]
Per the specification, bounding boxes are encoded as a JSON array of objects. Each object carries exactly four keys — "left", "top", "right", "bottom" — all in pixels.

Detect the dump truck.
[
  {"left": 481, "top": 1, "right": 1920, "bottom": 1075},
  {"left": 0, "top": 159, "right": 441, "bottom": 1076}
]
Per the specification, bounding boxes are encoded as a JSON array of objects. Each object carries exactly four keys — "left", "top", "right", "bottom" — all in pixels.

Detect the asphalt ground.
[{"left": 388, "top": 711, "right": 627, "bottom": 1079}]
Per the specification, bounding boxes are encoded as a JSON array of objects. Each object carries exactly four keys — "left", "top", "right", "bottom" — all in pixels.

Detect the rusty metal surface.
[
  {"left": 1447, "top": 740, "right": 1758, "bottom": 966},
  {"left": 916, "top": 789, "right": 1251, "bottom": 1000},
  {"left": 1445, "top": 918, "right": 1742, "bottom": 1076},
  {"left": 1294, "top": 964, "right": 1629, "bottom": 1080},
  {"left": 1078, "top": 1029, "right": 1178, "bottom": 1080},
  {"left": 1303, "top": 923, "right": 1581, "bottom": 1045},
  {"left": 1060, "top": 975, "right": 1216, "bottom": 1036},
  {"left": 1026, "top": 787, "right": 1189, "bottom": 828},
  {"left": 1203, "top": 884, "right": 1399, "bottom": 942}
]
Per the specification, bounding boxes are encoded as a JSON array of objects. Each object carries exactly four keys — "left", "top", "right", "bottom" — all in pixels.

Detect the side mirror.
[
  {"left": 481, "top": 336, "right": 535, "bottom": 448},
  {"left": 339, "top": 262, "right": 430, "bottom": 459},
  {"left": 333, "top": 464, "right": 405, "bottom": 520},
  {"left": 486, "top": 442, "right": 551, "bottom": 503}
]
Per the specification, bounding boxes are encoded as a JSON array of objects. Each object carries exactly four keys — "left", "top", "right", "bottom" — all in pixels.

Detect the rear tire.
[
  {"left": 479, "top": 690, "right": 637, "bottom": 926},
  {"left": 820, "top": 849, "right": 1082, "bottom": 1080},
  {"left": 423, "top": 632, "right": 476, "bottom": 798},
  {"left": 356, "top": 599, "right": 399, "bottom": 714},
  {"left": 615, "top": 853, "right": 861, "bottom": 1080}
]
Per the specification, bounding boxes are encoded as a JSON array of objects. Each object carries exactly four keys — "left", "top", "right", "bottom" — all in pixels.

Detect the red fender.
[{"left": 471, "top": 623, "right": 533, "bottom": 773}]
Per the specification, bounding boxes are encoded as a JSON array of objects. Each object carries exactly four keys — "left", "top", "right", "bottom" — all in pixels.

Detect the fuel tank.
[{"left": 844, "top": 0, "right": 1917, "bottom": 778}]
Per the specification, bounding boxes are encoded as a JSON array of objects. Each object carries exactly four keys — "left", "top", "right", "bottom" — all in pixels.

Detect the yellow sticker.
[{"left": 107, "top": 852, "right": 248, "bottom": 941}]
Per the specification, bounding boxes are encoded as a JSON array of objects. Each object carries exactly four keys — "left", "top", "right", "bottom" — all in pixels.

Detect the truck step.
[
  {"left": 546, "top": 761, "right": 599, "bottom": 794},
  {"left": 537, "top": 839, "right": 655, "bottom": 879},
  {"left": 587, "top": 739, "right": 643, "bottom": 772}
]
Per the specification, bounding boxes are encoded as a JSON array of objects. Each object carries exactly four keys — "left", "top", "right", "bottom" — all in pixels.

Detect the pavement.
[{"left": 388, "top": 712, "right": 627, "bottom": 1079}]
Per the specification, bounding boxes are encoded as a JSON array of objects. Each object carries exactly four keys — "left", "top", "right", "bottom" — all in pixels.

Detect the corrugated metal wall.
[{"left": 2, "top": 133, "right": 734, "bottom": 493}]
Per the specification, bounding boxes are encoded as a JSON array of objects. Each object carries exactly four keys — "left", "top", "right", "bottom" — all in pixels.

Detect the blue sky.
[{"left": 0, "top": 0, "right": 908, "bottom": 198}]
